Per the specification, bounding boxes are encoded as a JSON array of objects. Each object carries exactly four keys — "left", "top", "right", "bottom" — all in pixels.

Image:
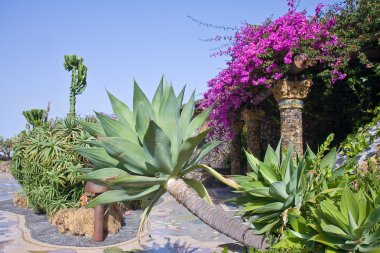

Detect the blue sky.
[{"left": 0, "top": 0, "right": 339, "bottom": 138}]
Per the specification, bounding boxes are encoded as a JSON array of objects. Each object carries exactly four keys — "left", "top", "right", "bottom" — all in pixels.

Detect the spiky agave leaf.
[
  {"left": 229, "top": 143, "right": 338, "bottom": 235},
  {"left": 309, "top": 187, "right": 380, "bottom": 252},
  {"left": 77, "top": 78, "right": 222, "bottom": 235}
]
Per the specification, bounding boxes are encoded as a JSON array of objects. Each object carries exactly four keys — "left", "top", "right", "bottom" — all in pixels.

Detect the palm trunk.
[{"left": 166, "top": 178, "right": 267, "bottom": 249}]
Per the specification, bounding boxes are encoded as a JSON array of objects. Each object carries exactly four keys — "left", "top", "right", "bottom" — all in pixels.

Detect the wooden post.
[{"left": 85, "top": 182, "right": 108, "bottom": 242}]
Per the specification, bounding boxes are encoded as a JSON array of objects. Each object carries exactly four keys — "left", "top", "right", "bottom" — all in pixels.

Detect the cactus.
[
  {"left": 64, "top": 54, "right": 88, "bottom": 119},
  {"left": 22, "top": 109, "right": 45, "bottom": 128}
]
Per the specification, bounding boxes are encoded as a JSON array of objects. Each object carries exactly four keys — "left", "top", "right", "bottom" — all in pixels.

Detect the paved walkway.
[{"left": 0, "top": 173, "right": 244, "bottom": 253}]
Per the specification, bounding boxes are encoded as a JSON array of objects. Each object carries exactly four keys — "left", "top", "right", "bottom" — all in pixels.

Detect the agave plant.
[
  {"left": 230, "top": 143, "right": 340, "bottom": 235},
  {"left": 308, "top": 187, "right": 380, "bottom": 253},
  {"left": 76, "top": 78, "right": 266, "bottom": 249}
]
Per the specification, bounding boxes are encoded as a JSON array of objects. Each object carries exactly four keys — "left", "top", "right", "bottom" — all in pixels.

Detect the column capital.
[{"left": 272, "top": 78, "right": 313, "bottom": 102}]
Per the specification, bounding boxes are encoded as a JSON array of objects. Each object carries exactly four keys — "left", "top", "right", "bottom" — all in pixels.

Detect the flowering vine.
[{"left": 201, "top": 0, "right": 346, "bottom": 137}]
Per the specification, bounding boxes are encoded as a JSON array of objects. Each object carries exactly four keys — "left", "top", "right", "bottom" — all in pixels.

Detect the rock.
[
  {"left": 13, "top": 192, "right": 29, "bottom": 208},
  {"left": 49, "top": 204, "right": 123, "bottom": 237},
  {"left": 0, "top": 161, "right": 11, "bottom": 173}
]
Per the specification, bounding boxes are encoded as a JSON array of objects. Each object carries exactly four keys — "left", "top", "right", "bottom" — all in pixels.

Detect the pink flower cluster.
[{"left": 201, "top": 1, "right": 345, "bottom": 138}]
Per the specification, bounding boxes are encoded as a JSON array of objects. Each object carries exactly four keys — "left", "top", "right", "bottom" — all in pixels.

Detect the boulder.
[
  {"left": 13, "top": 192, "right": 29, "bottom": 208},
  {"left": 49, "top": 204, "right": 123, "bottom": 237}
]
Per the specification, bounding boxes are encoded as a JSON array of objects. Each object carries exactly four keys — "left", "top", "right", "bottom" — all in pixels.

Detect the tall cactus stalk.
[{"left": 63, "top": 55, "right": 88, "bottom": 119}]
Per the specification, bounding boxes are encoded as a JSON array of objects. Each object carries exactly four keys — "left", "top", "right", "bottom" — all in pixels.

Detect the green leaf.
[
  {"left": 137, "top": 186, "right": 165, "bottom": 240},
  {"left": 135, "top": 103, "right": 151, "bottom": 143},
  {"left": 341, "top": 187, "right": 359, "bottom": 222},
  {"left": 347, "top": 209, "right": 359, "bottom": 237},
  {"left": 254, "top": 202, "right": 285, "bottom": 214},
  {"left": 288, "top": 214, "right": 307, "bottom": 234},
  {"left": 176, "top": 85, "right": 186, "bottom": 107},
  {"left": 107, "top": 91, "right": 135, "bottom": 129},
  {"left": 257, "top": 162, "right": 280, "bottom": 184},
  {"left": 320, "top": 148, "right": 337, "bottom": 171},
  {"left": 185, "top": 104, "right": 213, "bottom": 139},
  {"left": 87, "top": 185, "right": 160, "bottom": 207},
  {"left": 187, "top": 141, "right": 222, "bottom": 167},
  {"left": 143, "top": 120, "right": 172, "bottom": 175},
  {"left": 269, "top": 181, "right": 289, "bottom": 201},
  {"left": 184, "top": 178, "right": 214, "bottom": 207},
  {"left": 151, "top": 77, "right": 164, "bottom": 118},
  {"left": 253, "top": 219, "right": 279, "bottom": 234},
  {"left": 109, "top": 174, "right": 167, "bottom": 188},
  {"left": 173, "top": 128, "right": 211, "bottom": 176},
  {"left": 78, "top": 167, "right": 128, "bottom": 181},
  {"left": 308, "top": 234, "right": 345, "bottom": 249},
  {"left": 179, "top": 91, "right": 195, "bottom": 143},
  {"left": 100, "top": 137, "right": 154, "bottom": 176},
  {"left": 245, "top": 150, "right": 260, "bottom": 176},
  {"left": 246, "top": 187, "right": 271, "bottom": 198},
  {"left": 364, "top": 207, "right": 380, "bottom": 229},
  {"left": 281, "top": 151, "right": 292, "bottom": 183},
  {"left": 321, "top": 224, "right": 352, "bottom": 240},
  {"left": 78, "top": 120, "right": 105, "bottom": 137},
  {"left": 264, "top": 145, "right": 279, "bottom": 166},
  {"left": 96, "top": 112, "right": 139, "bottom": 144},
  {"left": 324, "top": 247, "right": 342, "bottom": 253},
  {"left": 75, "top": 147, "right": 119, "bottom": 168},
  {"left": 160, "top": 86, "right": 180, "bottom": 164},
  {"left": 306, "top": 145, "right": 317, "bottom": 160},
  {"left": 133, "top": 80, "right": 154, "bottom": 119},
  {"left": 320, "top": 200, "right": 350, "bottom": 234}
]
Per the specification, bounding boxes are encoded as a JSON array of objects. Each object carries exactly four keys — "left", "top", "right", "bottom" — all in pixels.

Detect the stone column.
[
  {"left": 229, "top": 112, "right": 244, "bottom": 175},
  {"left": 241, "top": 107, "right": 265, "bottom": 160},
  {"left": 272, "top": 78, "right": 312, "bottom": 156}
]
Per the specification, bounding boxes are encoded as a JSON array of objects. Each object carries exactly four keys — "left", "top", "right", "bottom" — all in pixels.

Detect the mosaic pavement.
[{"left": 0, "top": 173, "right": 246, "bottom": 253}]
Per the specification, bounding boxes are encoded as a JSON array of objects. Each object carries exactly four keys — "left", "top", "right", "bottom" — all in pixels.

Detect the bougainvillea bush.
[{"left": 201, "top": 0, "right": 346, "bottom": 137}]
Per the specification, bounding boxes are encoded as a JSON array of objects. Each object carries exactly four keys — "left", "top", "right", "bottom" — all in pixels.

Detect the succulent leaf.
[
  {"left": 184, "top": 178, "right": 214, "bottom": 207},
  {"left": 96, "top": 112, "right": 139, "bottom": 144},
  {"left": 75, "top": 147, "right": 119, "bottom": 168},
  {"left": 143, "top": 120, "right": 172, "bottom": 175},
  {"left": 107, "top": 91, "right": 135, "bottom": 129},
  {"left": 78, "top": 120, "right": 105, "bottom": 138},
  {"left": 86, "top": 185, "right": 160, "bottom": 207}
]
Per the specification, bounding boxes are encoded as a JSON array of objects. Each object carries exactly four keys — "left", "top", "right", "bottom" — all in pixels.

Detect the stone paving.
[{"left": 0, "top": 173, "right": 245, "bottom": 253}]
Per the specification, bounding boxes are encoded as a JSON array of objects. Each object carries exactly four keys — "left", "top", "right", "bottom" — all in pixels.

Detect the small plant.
[
  {"left": 230, "top": 143, "right": 341, "bottom": 235},
  {"left": 308, "top": 187, "right": 380, "bottom": 252},
  {"left": 22, "top": 109, "right": 46, "bottom": 128}
]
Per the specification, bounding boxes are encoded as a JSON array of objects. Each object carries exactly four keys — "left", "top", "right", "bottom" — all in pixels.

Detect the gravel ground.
[{"left": 0, "top": 199, "right": 144, "bottom": 247}]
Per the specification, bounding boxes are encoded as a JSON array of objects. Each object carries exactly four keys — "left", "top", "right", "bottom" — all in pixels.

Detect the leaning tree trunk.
[{"left": 166, "top": 178, "right": 267, "bottom": 249}]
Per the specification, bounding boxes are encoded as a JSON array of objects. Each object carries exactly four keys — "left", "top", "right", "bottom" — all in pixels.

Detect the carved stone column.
[
  {"left": 241, "top": 107, "right": 265, "bottom": 161},
  {"left": 229, "top": 112, "right": 244, "bottom": 175},
  {"left": 272, "top": 78, "right": 312, "bottom": 156}
]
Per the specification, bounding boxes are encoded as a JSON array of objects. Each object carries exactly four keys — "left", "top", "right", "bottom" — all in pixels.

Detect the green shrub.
[
  {"left": 308, "top": 187, "right": 380, "bottom": 252},
  {"left": 11, "top": 118, "right": 93, "bottom": 213},
  {"left": 229, "top": 142, "right": 343, "bottom": 235}
]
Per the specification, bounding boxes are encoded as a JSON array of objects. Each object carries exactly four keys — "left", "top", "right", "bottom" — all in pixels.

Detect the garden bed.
[{"left": 0, "top": 198, "right": 149, "bottom": 247}]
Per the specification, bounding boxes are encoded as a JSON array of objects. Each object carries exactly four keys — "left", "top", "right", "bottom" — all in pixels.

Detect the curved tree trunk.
[{"left": 166, "top": 178, "right": 267, "bottom": 249}]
